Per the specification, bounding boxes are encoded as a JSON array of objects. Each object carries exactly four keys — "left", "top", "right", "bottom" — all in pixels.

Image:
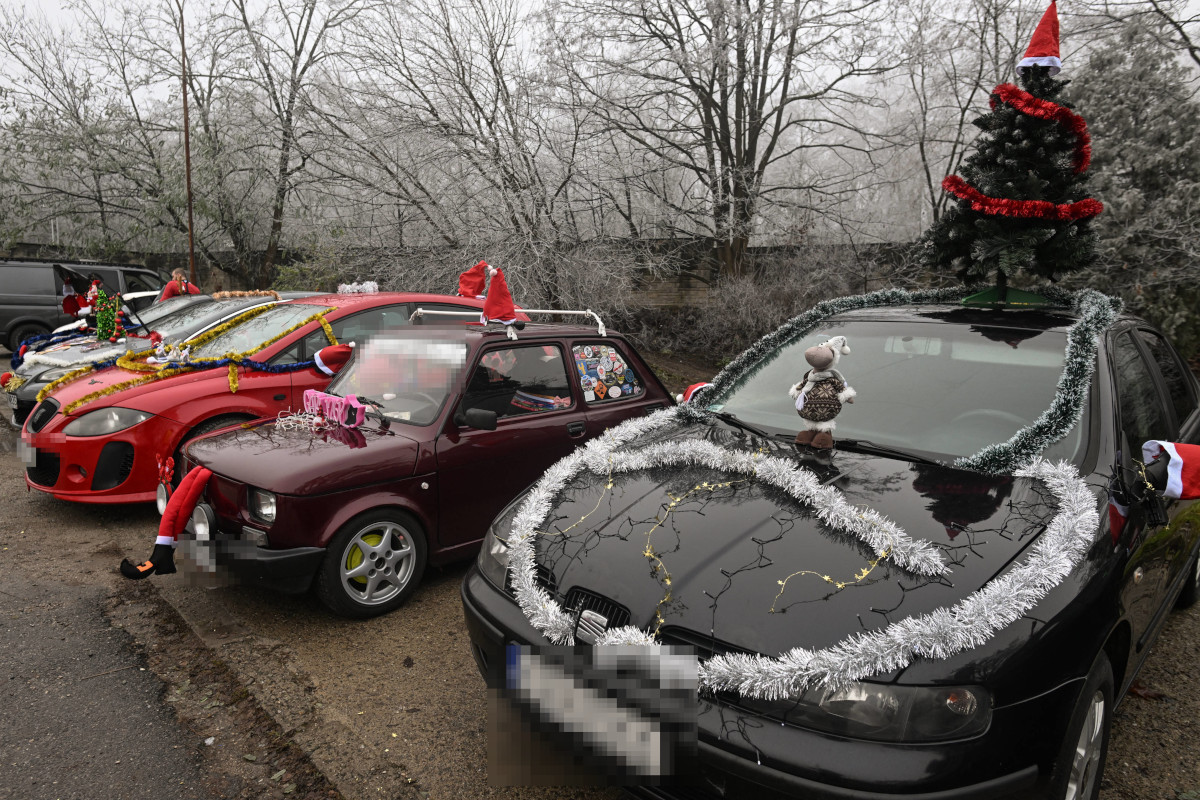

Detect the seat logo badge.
[{"left": 574, "top": 609, "right": 609, "bottom": 644}]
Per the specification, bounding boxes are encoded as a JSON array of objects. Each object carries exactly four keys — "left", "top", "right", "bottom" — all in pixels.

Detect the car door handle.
[
  {"left": 567, "top": 421, "right": 586, "bottom": 437},
  {"left": 273, "top": 394, "right": 286, "bottom": 401}
]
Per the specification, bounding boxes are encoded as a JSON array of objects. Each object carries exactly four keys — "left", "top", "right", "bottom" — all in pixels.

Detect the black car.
[{"left": 460, "top": 289, "right": 1200, "bottom": 800}]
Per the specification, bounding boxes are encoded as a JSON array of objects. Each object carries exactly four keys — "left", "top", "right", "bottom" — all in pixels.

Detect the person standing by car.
[{"left": 157, "top": 269, "right": 202, "bottom": 302}]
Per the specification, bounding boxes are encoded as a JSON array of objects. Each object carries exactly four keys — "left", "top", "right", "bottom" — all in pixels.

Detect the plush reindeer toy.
[{"left": 788, "top": 335, "right": 856, "bottom": 450}]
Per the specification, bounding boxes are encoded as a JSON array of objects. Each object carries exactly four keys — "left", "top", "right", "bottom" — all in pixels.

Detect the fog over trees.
[{"left": 0, "top": 0, "right": 1196, "bottom": 337}]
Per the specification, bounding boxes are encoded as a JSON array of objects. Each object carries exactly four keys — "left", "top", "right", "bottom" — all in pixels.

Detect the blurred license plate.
[
  {"left": 17, "top": 439, "right": 36, "bottom": 467},
  {"left": 6, "top": 392, "right": 16, "bottom": 409}
]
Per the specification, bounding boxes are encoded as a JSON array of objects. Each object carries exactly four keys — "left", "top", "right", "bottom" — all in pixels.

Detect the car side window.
[
  {"left": 461, "top": 345, "right": 573, "bottom": 419},
  {"left": 1113, "top": 331, "right": 1174, "bottom": 446},
  {"left": 124, "top": 271, "right": 159, "bottom": 293},
  {"left": 571, "top": 342, "right": 645, "bottom": 403},
  {"left": 1136, "top": 329, "right": 1197, "bottom": 427}
]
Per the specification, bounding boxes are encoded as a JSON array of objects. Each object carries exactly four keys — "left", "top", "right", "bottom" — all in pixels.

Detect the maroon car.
[{"left": 177, "top": 322, "right": 673, "bottom": 617}]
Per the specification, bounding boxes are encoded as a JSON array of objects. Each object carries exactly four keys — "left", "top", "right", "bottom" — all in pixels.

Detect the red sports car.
[{"left": 19, "top": 293, "right": 493, "bottom": 504}]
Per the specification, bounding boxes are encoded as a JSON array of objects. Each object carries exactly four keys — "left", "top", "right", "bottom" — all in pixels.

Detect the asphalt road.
[{"left": 3, "top": 364, "right": 1200, "bottom": 799}]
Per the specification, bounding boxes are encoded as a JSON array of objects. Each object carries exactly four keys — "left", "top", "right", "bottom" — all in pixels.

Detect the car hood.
[
  {"left": 19, "top": 338, "right": 150, "bottom": 379},
  {"left": 39, "top": 362, "right": 226, "bottom": 417},
  {"left": 526, "top": 424, "right": 1055, "bottom": 660},
  {"left": 185, "top": 418, "right": 421, "bottom": 495}
]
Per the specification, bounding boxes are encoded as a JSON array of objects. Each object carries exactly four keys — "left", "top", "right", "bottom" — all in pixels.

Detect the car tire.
[
  {"left": 1174, "top": 550, "right": 1200, "bottom": 609},
  {"left": 1044, "top": 651, "right": 1114, "bottom": 800},
  {"left": 8, "top": 321, "right": 50, "bottom": 352},
  {"left": 315, "top": 509, "right": 428, "bottom": 619},
  {"left": 172, "top": 414, "right": 255, "bottom": 486}
]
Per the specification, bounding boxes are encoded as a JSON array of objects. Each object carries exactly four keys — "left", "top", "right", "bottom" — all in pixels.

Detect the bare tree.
[{"left": 546, "top": 0, "right": 895, "bottom": 277}]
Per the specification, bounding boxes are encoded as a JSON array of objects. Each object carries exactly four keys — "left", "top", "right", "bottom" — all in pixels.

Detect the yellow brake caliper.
[{"left": 346, "top": 533, "right": 384, "bottom": 586}]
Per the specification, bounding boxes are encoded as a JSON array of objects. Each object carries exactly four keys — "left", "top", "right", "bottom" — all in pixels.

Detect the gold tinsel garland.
[
  {"left": 48, "top": 307, "right": 337, "bottom": 415},
  {"left": 37, "top": 304, "right": 279, "bottom": 402}
]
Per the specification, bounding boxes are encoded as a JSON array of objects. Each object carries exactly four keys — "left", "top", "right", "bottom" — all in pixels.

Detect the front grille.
[
  {"left": 505, "top": 561, "right": 556, "bottom": 596},
  {"left": 26, "top": 450, "right": 61, "bottom": 487},
  {"left": 28, "top": 398, "right": 59, "bottom": 433},
  {"left": 563, "top": 586, "right": 631, "bottom": 631},
  {"left": 92, "top": 442, "right": 135, "bottom": 491},
  {"left": 13, "top": 398, "right": 36, "bottom": 426}
]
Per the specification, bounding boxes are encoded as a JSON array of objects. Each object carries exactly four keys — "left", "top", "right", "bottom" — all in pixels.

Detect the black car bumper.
[
  {"left": 461, "top": 564, "right": 1071, "bottom": 800},
  {"left": 179, "top": 535, "right": 325, "bottom": 594}
]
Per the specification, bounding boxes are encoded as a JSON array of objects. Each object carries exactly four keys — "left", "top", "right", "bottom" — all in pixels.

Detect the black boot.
[{"left": 119, "top": 543, "right": 177, "bottom": 580}]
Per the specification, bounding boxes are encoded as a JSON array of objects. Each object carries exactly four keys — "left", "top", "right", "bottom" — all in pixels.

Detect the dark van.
[{"left": 1, "top": 259, "right": 167, "bottom": 350}]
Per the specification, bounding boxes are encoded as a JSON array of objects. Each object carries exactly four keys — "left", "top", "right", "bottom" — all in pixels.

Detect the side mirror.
[{"left": 456, "top": 407, "right": 498, "bottom": 431}]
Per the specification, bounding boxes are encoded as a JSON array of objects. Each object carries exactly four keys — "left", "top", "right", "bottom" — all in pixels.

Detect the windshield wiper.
[
  {"left": 710, "top": 411, "right": 772, "bottom": 441},
  {"left": 834, "top": 438, "right": 941, "bottom": 465}
]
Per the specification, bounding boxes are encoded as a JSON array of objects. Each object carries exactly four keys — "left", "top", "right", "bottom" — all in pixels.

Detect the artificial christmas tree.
[{"left": 922, "top": 2, "right": 1103, "bottom": 297}]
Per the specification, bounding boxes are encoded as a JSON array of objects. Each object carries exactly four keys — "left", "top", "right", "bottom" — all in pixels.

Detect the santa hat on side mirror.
[
  {"left": 458, "top": 260, "right": 495, "bottom": 299},
  {"left": 1017, "top": 2, "right": 1061, "bottom": 75},
  {"left": 315, "top": 344, "right": 353, "bottom": 376},
  {"left": 482, "top": 268, "right": 517, "bottom": 325}
]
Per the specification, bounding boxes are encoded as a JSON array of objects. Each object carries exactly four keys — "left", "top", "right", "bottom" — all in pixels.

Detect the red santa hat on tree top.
[
  {"left": 458, "top": 260, "right": 495, "bottom": 299},
  {"left": 482, "top": 268, "right": 517, "bottom": 325},
  {"left": 1017, "top": 1, "right": 1061, "bottom": 76},
  {"left": 1142, "top": 441, "right": 1200, "bottom": 500},
  {"left": 315, "top": 343, "right": 354, "bottom": 376}
]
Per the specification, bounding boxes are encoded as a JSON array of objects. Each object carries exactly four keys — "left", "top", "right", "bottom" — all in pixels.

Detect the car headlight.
[
  {"left": 477, "top": 526, "right": 511, "bottom": 589},
  {"left": 191, "top": 504, "right": 214, "bottom": 540},
  {"left": 156, "top": 483, "right": 170, "bottom": 515},
  {"left": 63, "top": 408, "right": 152, "bottom": 436},
  {"left": 250, "top": 488, "right": 277, "bottom": 523},
  {"left": 38, "top": 366, "right": 76, "bottom": 382},
  {"left": 478, "top": 490, "right": 531, "bottom": 589},
  {"left": 743, "top": 682, "right": 991, "bottom": 743}
]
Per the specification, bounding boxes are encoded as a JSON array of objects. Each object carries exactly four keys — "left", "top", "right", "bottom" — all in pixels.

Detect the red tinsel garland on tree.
[
  {"left": 942, "top": 176, "right": 1103, "bottom": 221},
  {"left": 989, "top": 83, "right": 1092, "bottom": 172}
]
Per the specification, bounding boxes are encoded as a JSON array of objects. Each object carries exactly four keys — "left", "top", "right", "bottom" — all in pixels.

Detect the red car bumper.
[{"left": 22, "top": 410, "right": 182, "bottom": 504}]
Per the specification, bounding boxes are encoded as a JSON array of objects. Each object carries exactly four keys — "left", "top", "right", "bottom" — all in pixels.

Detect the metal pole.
[{"left": 177, "top": 0, "right": 198, "bottom": 285}]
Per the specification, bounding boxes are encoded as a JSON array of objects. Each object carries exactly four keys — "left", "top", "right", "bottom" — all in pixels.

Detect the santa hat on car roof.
[
  {"left": 482, "top": 268, "right": 517, "bottom": 325},
  {"left": 1017, "top": 2, "right": 1061, "bottom": 75},
  {"left": 1142, "top": 441, "right": 1200, "bottom": 500},
  {"left": 315, "top": 344, "right": 354, "bottom": 376},
  {"left": 458, "top": 260, "right": 495, "bottom": 299}
]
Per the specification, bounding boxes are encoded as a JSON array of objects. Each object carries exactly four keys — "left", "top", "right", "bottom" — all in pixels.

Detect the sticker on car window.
[{"left": 572, "top": 344, "right": 641, "bottom": 404}]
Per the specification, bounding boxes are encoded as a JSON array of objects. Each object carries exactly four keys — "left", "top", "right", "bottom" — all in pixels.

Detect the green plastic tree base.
[{"left": 961, "top": 286, "right": 1052, "bottom": 308}]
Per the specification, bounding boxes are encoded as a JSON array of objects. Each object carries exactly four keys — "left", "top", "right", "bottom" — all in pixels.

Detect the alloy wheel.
[
  {"left": 1064, "top": 689, "right": 1105, "bottom": 800},
  {"left": 339, "top": 521, "right": 416, "bottom": 607}
]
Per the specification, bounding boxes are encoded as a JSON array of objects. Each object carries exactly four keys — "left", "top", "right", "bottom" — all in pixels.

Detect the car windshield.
[
  {"left": 326, "top": 332, "right": 468, "bottom": 426},
  {"left": 187, "top": 303, "right": 323, "bottom": 359},
  {"left": 716, "top": 319, "right": 1087, "bottom": 463},
  {"left": 133, "top": 294, "right": 201, "bottom": 326}
]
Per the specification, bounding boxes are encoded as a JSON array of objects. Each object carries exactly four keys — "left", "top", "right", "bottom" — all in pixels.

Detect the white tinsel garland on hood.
[
  {"left": 506, "top": 411, "right": 1100, "bottom": 697},
  {"left": 505, "top": 287, "right": 1118, "bottom": 698}
]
